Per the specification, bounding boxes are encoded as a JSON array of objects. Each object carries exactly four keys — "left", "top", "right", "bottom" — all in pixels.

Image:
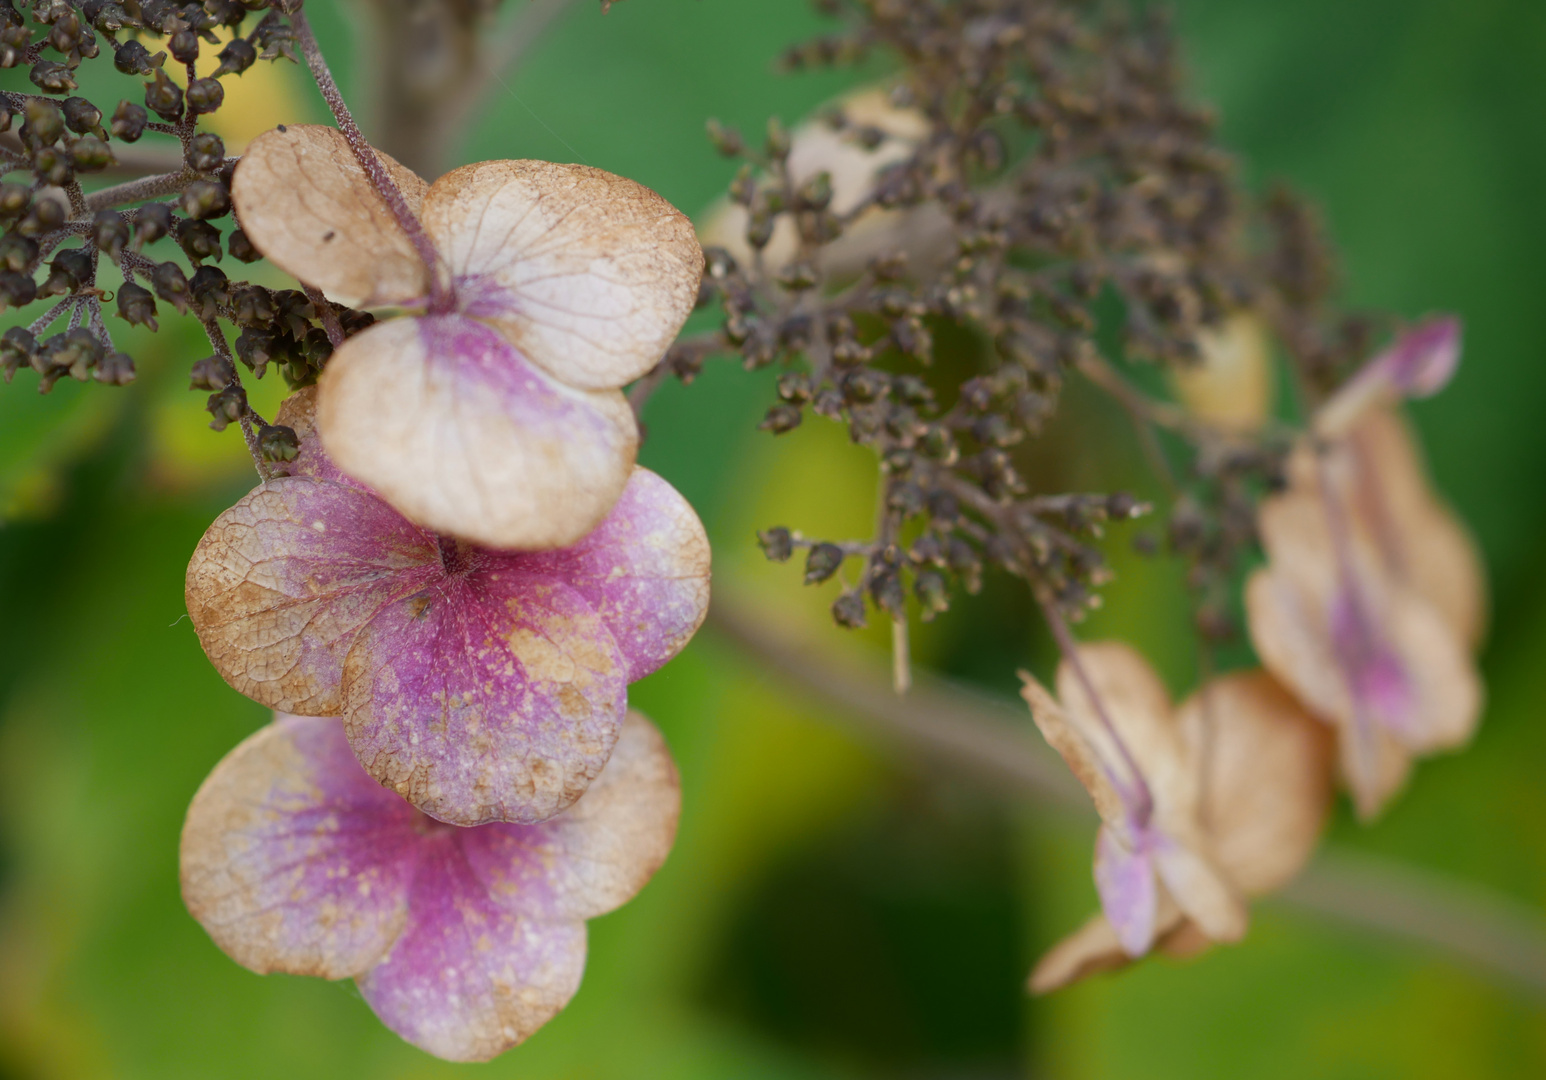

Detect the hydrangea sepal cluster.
[
  {"left": 181, "top": 709, "right": 679, "bottom": 1062},
  {"left": 230, "top": 124, "right": 705, "bottom": 549},
  {"left": 186, "top": 387, "right": 711, "bottom": 827}
]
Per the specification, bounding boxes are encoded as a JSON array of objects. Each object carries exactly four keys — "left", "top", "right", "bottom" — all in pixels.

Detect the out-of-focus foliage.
[{"left": 0, "top": 1, "right": 1544, "bottom": 1077}]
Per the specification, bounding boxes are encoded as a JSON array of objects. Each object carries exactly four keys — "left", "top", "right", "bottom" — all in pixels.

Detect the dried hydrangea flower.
[
  {"left": 698, "top": 85, "right": 945, "bottom": 276},
  {"left": 1246, "top": 321, "right": 1483, "bottom": 819},
  {"left": 185, "top": 388, "right": 710, "bottom": 826},
  {"left": 1019, "top": 642, "right": 1248, "bottom": 960},
  {"left": 181, "top": 709, "right": 679, "bottom": 1062},
  {"left": 231, "top": 124, "right": 703, "bottom": 549},
  {"left": 1170, "top": 312, "right": 1274, "bottom": 434},
  {"left": 1030, "top": 671, "right": 1334, "bottom": 992}
]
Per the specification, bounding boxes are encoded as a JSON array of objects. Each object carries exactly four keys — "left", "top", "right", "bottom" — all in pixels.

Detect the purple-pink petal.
[
  {"left": 341, "top": 569, "right": 629, "bottom": 827},
  {"left": 1094, "top": 825, "right": 1158, "bottom": 958},
  {"left": 1372, "top": 316, "right": 1461, "bottom": 399},
  {"left": 1330, "top": 581, "right": 1418, "bottom": 739},
  {"left": 512, "top": 468, "right": 711, "bottom": 681},
  {"left": 356, "top": 837, "right": 588, "bottom": 1062},
  {"left": 180, "top": 714, "right": 424, "bottom": 978}
]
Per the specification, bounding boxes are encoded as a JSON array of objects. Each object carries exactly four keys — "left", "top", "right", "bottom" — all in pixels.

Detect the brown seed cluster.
[
  {"left": 641, "top": 0, "right": 1390, "bottom": 640},
  {"left": 0, "top": 0, "right": 375, "bottom": 461}
]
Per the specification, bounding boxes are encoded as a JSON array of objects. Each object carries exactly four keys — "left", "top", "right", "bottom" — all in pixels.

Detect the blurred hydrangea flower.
[
  {"left": 1019, "top": 642, "right": 1249, "bottom": 960},
  {"left": 1247, "top": 319, "right": 1484, "bottom": 819},
  {"left": 698, "top": 85, "right": 948, "bottom": 277},
  {"left": 1170, "top": 312, "right": 1274, "bottom": 434},
  {"left": 1030, "top": 671, "right": 1333, "bottom": 992},
  {"left": 231, "top": 125, "right": 703, "bottom": 549},
  {"left": 185, "top": 389, "right": 710, "bottom": 826},
  {"left": 181, "top": 709, "right": 679, "bottom": 1062}
]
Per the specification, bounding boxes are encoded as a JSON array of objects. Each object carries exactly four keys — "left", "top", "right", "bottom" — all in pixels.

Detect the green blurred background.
[{"left": 2, "top": 1, "right": 1545, "bottom": 1076}]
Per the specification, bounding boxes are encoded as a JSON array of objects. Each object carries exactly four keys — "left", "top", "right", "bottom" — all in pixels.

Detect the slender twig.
[
  {"left": 289, "top": 9, "right": 446, "bottom": 306},
  {"left": 707, "top": 594, "right": 1546, "bottom": 1002},
  {"left": 303, "top": 284, "right": 344, "bottom": 348},
  {"left": 83, "top": 169, "right": 196, "bottom": 214}
]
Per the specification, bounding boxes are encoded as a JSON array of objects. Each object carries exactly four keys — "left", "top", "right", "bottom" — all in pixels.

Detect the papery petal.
[
  {"left": 1055, "top": 642, "right": 1193, "bottom": 819},
  {"left": 357, "top": 839, "right": 586, "bottom": 1063},
  {"left": 185, "top": 477, "right": 439, "bottom": 714},
  {"left": 273, "top": 385, "right": 368, "bottom": 489},
  {"left": 1176, "top": 672, "right": 1334, "bottom": 896},
  {"left": 1343, "top": 409, "right": 1487, "bottom": 648},
  {"left": 317, "top": 315, "right": 638, "bottom": 550},
  {"left": 1315, "top": 318, "right": 1461, "bottom": 438},
  {"left": 1019, "top": 670, "right": 1124, "bottom": 825},
  {"left": 511, "top": 469, "right": 710, "bottom": 681},
  {"left": 462, "top": 711, "right": 681, "bottom": 920},
  {"left": 422, "top": 160, "right": 702, "bottom": 390},
  {"left": 180, "top": 714, "right": 420, "bottom": 978},
  {"left": 1094, "top": 826, "right": 1157, "bottom": 958},
  {"left": 341, "top": 570, "right": 628, "bottom": 827},
  {"left": 1150, "top": 835, "right": 1247, "bottom": 944},
  {"left": 1028, "top": 897, "right": 1188, "bottom": 994},
  {"left": 230, "top": 125, "right": 431, "bottom": 308}
]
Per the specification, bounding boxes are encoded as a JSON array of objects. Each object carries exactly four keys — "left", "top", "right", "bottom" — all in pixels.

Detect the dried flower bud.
[
  {"left": 0, "top": 184, "right": 25, "bottom": 220},
  {"left": 61, "top": 96, "right": 103, "bottom": 136},
  {"left": 31, "top": 145, "right": 72, "bottom": 186},
  {"left": 0, "top": 232, "right": 37, "bottom": 272},
  {"left": 189, "top": 264, "right": 232, "bottom": 319},
  {"left": 230, "top": 285, "right": 275, "bottom": 327},
  {"left": 257, "top": 423, "right": 299, "bottom": 462},
  {"left": 176, "top": 218, "right": 223, "bottom": 264},
  {"left": 144, "top": 69, "right": 183, "bottom": 121},
  {"left": 759, "top": 402, "right": 802, "bottom": 434},
  {"left": 91, "top": 210, "right": 129, "bottom": 258},
  {"left": 227, "top": 228, "right": 261, "bottom": 263},
  {"left": 213, "top": 37, "right": 255, "bottom": 77},
  {"left": 765, "top": 116, "right": 791, "bottom": 159},
  {"left": 68, "top": 135, "right": 113, "bottom": 172},
  {"left": 134, "top": 202, "right": 173, "bottom": 247},
  {"left": 22, "top": 99, "right": 64, "bottom": 146},
  {"left": 914, "top": 570, "right": 949, "bottom": 619},
  {"left": 186, "top": 76, "right": 223, "bottom": 115},
  {"left": 151, "top": 260, "right": 190, "bottom": 313},
  {"left": 205, "top": 383, "right": 243, "bottom": 430},
  {"left": 757, "top": 526, "right": 794, "bottom": 562},
  {"left": 94, "top": 350, "right": 135, "bottom": 385},
  {"left": 705, "top": 118, "right": 744, "bottom": 158},
  {"left": 180, "top": 178, "right": 230, "bottom": 220},
  {"left": 37, "top": 248, "right": 91, "bottom": 298},
  {"left": 169, "top": 28, "right": 199, "bottom": 64},
  {"left": 0, "top": 271, "right": 35, "bottom": 311},
  {"left": 30, "top": 61, "right": 78, "bottom": 93},
  {"left": 0, "top": 325, "right": 35, "bottom": 379},
  {"left": 234, "top": 327, "right": 275, "bottom": 374},
  {"left": 110, "top": 99, "right": 147, "bottom": 141},
  {"left": 189, "top": 132, "right": 225, "bottom": 174},
  {"left": 190, "top": 352, "right": 235, "bottom": 391},
  {"left": 113, "top": 40, "right": 157, "bottom": 77},
  {"left": 832, "top": 590, "right": 867, "bottom": 628},
  {"left": 805, "top": 543, "right": 845, "bottom": 584},
  {"left": 116, "top": 281, "right": 158, "bottom": 328}
]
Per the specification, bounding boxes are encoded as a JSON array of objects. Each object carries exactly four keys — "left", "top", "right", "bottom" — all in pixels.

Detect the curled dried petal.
[{"left": 231, "top": 125, "right": 431, "bottom": 308}]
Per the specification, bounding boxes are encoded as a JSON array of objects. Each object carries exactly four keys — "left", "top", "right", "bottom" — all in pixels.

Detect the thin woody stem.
[
  {"left": 303, "top": 284, "right": 345, "bottom": 348},
  {"left": 200, "top": 316, "right": 273, "bottom": 481},
  {"left": 1033, "top": 585, "right": 1156, "bottom": 825},
  {"left": 288, "top": 8, "right": 448, "bottom": 308}
]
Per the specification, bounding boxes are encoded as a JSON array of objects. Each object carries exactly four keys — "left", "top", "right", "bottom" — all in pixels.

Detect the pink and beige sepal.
[
  {"left": 180, "top": 710, "right": 680, "bottom": 1062},
  {"left": 185, "top": 389, "right": 711, "bottom": 827},
  {"left": 231, "top": 124, "right": 705, "bottom": 549}
]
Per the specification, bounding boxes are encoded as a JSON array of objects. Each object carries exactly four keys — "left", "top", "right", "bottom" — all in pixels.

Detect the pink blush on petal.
[{"left": 1329, "top": 584, "right": 1417, "bottom": 738}]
